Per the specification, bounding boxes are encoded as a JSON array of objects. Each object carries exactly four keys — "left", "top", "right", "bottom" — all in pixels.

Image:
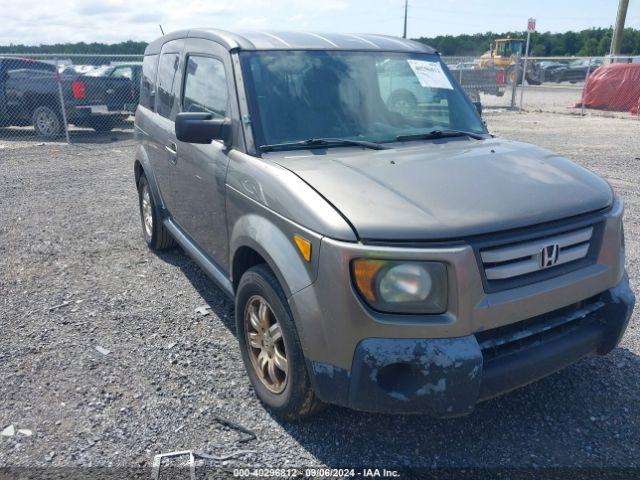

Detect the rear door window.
[
  {"left": 182, "top": 56, "right": 228, "bottom": 117},
  {"left": 156, "top": 53, "right": 180, "bottom": 118}
]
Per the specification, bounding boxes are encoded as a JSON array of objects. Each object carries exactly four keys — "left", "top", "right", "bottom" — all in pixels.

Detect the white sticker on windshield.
[{"left": 406, "top": 59, "right": 454, "bottom": 90}]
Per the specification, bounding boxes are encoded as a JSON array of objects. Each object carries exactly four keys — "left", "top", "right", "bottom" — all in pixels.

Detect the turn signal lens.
[
  {"left": 294, "top": 234, "right": 312, "bottom": 262},
  {"left": 352, "top": 259, "right": 386, "bottom": 301}
]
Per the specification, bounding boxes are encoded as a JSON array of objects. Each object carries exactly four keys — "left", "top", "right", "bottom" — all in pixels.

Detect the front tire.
[
  {"left": 506, "top": 66, "right": 522, "bottom": 85},
  {"left": 526, "top": 74, "right": 542, "bottom": 86},
  {"left": 387, "top": 91, "right": 418, "bottom": 116},
  {"left": 137, "top": 174, "right": 176, "bottom": 250},
  {"left": 236, "top": 264, "right": 323, "bottom": 421}
]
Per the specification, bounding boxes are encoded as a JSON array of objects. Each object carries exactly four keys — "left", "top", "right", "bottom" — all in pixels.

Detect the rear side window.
[
  {"left": 156, "top": 53, "right": 180, "bottom": 118},
  {"left": 182, "top": 56, "right": 228, "bottom": 117},
  {"left": 140, "top": 55, "right": 158, "bottom": 109}
]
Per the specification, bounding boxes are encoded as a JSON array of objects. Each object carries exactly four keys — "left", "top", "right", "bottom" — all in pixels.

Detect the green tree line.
[
  {"left": 1, "top": 28, "right": 639, "bottom": 56},
  {"left": 416, "top": 28, "right": 640, "bottom": 56},
  {"left": 0, "top": 40, "right": 148, "bottom": 54}
]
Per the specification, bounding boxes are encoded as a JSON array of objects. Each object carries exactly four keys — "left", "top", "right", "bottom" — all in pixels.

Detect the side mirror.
[
  {"left": 175, "top": 112, "right": 231, "bottom": 145},
  {"left": 473, "top": 101, "right": 483, "bottom": 117}
]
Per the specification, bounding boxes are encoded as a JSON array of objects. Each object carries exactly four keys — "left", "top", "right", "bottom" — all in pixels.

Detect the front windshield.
[{"left": 240, "top": 50, "right": 486, "bottom": 147}]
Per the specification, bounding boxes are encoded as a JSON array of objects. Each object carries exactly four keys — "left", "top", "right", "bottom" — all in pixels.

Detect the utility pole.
[
  {"left": 403, "top": 0, "right": 408, "bottom": 39},
  {"left": 610, "top": 0, "right": 629, "bottom": 55}
]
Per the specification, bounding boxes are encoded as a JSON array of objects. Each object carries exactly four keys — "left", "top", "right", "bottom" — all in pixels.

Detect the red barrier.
[{"left": 576, "top": 63, "right": 640, "bottom": 114}]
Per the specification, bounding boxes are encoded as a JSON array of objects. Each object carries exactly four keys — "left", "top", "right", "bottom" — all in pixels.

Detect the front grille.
[
  {"left": 474, "top": 215, "right": 605, "bottom": 292},
  {"left": 481, "top": 226, "right": 593, "bottom": 280},
  {"left": 476, "top": 295, "right": 604, "bottom": 361}
]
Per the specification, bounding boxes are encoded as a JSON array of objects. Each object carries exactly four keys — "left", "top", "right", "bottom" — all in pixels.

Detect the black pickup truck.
[{"left": 0, "top": 57, "right": 136, "bottom": 138}]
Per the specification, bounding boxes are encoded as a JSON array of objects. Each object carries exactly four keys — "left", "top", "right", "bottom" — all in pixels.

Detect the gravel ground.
[
  {"left": 1, "top": 111, "right": 638, "bottom": 476},
  {"left": 481, "top": 83, "right": 584, "bottom": 110},
  {"left": 481, "top": 83, "right": 639, "bottom": 120}
]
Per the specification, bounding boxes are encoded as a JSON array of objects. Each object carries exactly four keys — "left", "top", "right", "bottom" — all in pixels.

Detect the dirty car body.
[{"left": 134, "top": 29, "right": 635, "bottom": 418}]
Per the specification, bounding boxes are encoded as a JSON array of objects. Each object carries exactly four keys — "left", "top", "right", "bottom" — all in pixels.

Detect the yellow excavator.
[{"left": 477, "top": 37, "right": 542, "bottom": 85}]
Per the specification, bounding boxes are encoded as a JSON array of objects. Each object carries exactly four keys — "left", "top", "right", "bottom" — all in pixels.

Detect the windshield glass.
[
  {"left": 240, "top": 50, "right": 486, "bottom": 147},
  {"left": 84, "top": 66, "right": 112, "bottom": 77}
]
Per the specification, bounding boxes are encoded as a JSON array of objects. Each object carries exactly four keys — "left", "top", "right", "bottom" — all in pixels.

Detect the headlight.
[{"left": 352, "top": 259, "right": 447, "bottom": 314}]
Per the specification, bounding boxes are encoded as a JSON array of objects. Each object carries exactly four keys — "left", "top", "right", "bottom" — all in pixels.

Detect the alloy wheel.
[
  {"left": 141, "top": 185, "right": 153, "bottom": 238},
  {"left": 34, "top": 109, "right": 60, "bottom": 137},
  {"left": 244, "top": 295, "right": 288, "bottom": 394}
]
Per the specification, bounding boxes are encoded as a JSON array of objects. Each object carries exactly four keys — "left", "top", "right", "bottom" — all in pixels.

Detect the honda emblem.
[{"left": 539, "top": 244, "right": 559, "bottom": 269}]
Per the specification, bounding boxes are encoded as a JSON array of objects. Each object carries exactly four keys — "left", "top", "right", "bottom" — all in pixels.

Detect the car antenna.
[{"left": 159, "top": 24, "right": 165, "bottom": 35}]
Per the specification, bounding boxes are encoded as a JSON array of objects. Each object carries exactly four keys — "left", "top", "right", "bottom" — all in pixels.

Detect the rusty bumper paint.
[{"left": 306, "top": 276, "right": 635, "bottom": 417}]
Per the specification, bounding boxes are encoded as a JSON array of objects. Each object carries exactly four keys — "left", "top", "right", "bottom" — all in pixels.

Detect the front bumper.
[{"left": 306, "top": 275, "right": 634, "bottom": 416}]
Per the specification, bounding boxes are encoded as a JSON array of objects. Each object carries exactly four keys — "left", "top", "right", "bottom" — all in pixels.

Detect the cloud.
[
  {"left": 0, "top": 0, "right": 632, "bottom": 46},
  {"left": 314, "top": 0, "right": 347, "bottom": 11},
  {"left": 236, "top": 17, "right": 269, "bottom": 27},
  {"left": 130, "top": 12, "right": 164, "bottom": 24},
  {"left": 76, "top": 1, "right": 122, "bottom": 16}
]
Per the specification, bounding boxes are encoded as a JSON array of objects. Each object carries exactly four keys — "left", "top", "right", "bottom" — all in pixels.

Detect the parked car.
[
  {"left": 134, "top": 29, "right": 634, "bottom": 420},
  {"left": 449, "top": 61, "right": 476, "bottom": 70},
  {"left": 547, "top": 58, "right": 604, "bottom": 83},
  {"left": 0, "top": 56, "right": 135, "bottom": 137},
  {"left": 87, "top": 62, "right": 142, "bottom": 109},
  {"left": 379, "top": 57, "right": 504, "bottom": 108},
  {"left": 537, "top": 60, "right": 567, "bottom": 81}
]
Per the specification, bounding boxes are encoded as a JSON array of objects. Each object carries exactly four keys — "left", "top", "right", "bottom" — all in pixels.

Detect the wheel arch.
[
  {"left": 134, "top": 158, "right": 144, "bottom": 186},
  {"left": 26, "top": 94, "right": 60, "bottom": 117},
  {"left": 229, "top": 213, "right": 320, "bottom": 299},
  {"left": 134, "top": 146, "right": 166, "bottom": 210},
  {"left": 232, "top": 245, "right": 269, "bottom": 293}
]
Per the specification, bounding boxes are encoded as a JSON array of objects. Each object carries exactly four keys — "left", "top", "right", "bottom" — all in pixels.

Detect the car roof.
[{"left": 145, "top": 29, "right": 437, "bottom": 55}]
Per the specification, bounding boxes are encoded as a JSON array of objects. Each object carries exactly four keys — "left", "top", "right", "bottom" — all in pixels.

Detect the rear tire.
[
  {"left": 137, "top": 174, "right": 176, "bottom": 250},
  {"left": 236, "top": 264, "right": 323, "bottom": 421},
  {"left": 32, "top": 106, "right": 62, "bottom": 139}
]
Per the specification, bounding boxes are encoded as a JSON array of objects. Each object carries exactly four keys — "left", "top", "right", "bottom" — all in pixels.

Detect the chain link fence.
[
  {"left": 442, "top": 55, "right": 513, "bottom": 108},
  {"left": 0, "top": 53, "right": 142, "bottom": 144},
  {"left": 442, "top": 54, "right": 640, "bottom": 116},
  {"left": 1, "top": 52, "right": 639, "bottom": 145}
]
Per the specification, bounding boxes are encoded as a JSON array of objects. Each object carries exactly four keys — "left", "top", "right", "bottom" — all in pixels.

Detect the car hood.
[{"left": 271, "top": 137, "right": 613, "bottom": 241}]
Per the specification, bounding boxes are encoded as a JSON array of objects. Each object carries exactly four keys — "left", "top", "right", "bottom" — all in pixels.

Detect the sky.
[{"left": 1, "top": 0, "right": 639, "bottom": 46}]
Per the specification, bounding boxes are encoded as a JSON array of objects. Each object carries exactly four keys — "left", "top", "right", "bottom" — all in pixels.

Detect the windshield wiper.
[
  {"left": 396, "top": 129, "right": 485, "bottom": 142},
  {"left": 260, "top": 137, "right": 389, "bottom": 152}
]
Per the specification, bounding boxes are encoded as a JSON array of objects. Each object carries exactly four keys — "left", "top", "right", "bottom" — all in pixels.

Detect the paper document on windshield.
[{"left": 406, "top": 60, "right": 454, "bottom": 90}]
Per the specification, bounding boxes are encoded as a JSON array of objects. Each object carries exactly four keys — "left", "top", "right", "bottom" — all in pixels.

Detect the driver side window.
[{"left": 182, "top": 56, "right": 228, "bottom": 118}]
